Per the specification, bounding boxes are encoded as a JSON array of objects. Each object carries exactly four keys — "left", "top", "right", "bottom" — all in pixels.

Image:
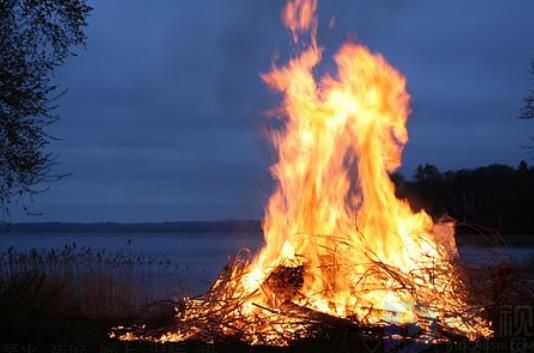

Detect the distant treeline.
[
  {"left": 0, "top": 220, "right": 262, "bottom": 234},
  {"left": 394, "top": 161, "right": 534, "bottom": 235},
  {"left": 2, "top": 162, "right": 533, "bottom": 236}
]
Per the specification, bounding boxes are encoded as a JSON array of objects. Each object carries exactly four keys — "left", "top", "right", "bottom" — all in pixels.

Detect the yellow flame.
[
  {"left": 242, "top": 0, "right": 491, "bottom": 339},
  {"left": 116, "top": 0, "right": 492, "bottom": 344}
]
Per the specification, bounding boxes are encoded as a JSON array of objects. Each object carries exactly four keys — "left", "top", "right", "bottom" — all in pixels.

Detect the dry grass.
[{"left": 0, "top": 244, "right": 185, "bottom": 320}]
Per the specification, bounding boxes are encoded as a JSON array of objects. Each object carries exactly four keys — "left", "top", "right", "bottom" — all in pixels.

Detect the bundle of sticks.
[{"left": 112, "top": 245, "right": 496, "bottom": 346}]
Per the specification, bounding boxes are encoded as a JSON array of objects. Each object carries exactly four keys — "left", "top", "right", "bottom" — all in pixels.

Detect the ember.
[{"left": 112, "top": 0, "right": 493, "bottom": 345}]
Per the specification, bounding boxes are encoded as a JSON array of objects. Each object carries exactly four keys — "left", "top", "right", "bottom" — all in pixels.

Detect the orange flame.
[
  {"left": 283, "top": 0, "right": 317, "bottom": 43},
  {"left": 242, "top": 0, "right": 491, "bottom": 339},
  {"left": 114, "top": 0, "right": 492, "bottom": 345}
]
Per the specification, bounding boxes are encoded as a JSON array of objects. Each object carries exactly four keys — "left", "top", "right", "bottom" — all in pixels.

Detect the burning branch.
[{"left": 112, "top": 0, "right": 493, "bottom": 346}]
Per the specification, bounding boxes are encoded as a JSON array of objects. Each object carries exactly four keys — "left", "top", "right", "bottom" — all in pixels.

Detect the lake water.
[
  {"left": 1, "top": 232, "right": 533, "bottom": 295},
  {"left": 0, "top": 232, "right": 263, "bottom": 295}
]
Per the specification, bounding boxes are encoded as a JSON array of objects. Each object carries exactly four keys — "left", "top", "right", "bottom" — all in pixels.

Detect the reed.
[{"left": 0, "top": 244, "right": 186, "bottom": 320}]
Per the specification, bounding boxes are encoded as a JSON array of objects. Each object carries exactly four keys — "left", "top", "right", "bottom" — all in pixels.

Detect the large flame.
[
  {"left": 241, "top": 0, "right": 490, "bottom": 339},
  {"left": 114, "top": 0, "right": 491, "bottom": 345}
]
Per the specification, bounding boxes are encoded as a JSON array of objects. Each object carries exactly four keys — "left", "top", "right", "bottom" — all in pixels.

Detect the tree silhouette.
[
  {"left": 0, "top": 0, "right": 91, "bottom": 217},
  {"left": 395, "top": 162, "right": 534, "bottom": 235}
]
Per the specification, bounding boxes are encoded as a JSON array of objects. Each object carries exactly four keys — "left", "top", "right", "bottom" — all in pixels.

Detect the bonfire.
[{"left": 113, "top": 0, "right": 492, "bottom": 346}]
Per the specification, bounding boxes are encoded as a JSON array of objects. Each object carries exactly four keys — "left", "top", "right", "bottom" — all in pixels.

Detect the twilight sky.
[{"left": 13, "top": 0, "right": 534, "bottom": 222}]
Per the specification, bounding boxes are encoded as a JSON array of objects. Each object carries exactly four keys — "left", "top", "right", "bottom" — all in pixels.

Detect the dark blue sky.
[{"left": 13, "top": 0, "right": 534, "bottom": 222}]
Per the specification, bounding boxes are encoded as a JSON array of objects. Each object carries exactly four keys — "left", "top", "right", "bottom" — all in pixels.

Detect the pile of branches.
[{"left": 112, "top": 242, "right": 496, "bottom": 346}]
